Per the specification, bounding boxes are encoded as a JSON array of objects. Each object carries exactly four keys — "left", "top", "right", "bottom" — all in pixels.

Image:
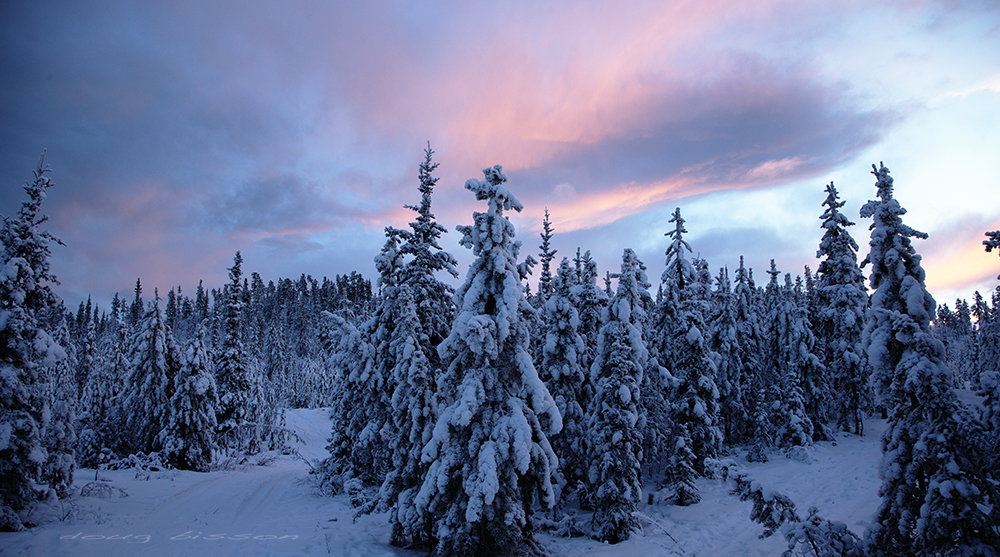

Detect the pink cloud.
[
  {"left": 10, "top": 0, "right": 980, "bottom": 306},
  {"left": 923, "top": 217, "right": 1000, "bottom": 300}
]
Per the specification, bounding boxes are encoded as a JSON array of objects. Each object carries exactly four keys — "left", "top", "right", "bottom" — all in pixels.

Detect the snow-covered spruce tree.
[
  {"left": 574, "top": 249, "right": 607, "bottom": 390},
  {"left": 0, "top": 153, "right": 67, "bottom": 529},
  {"left": 163, "top": 322, "right": 182, "bottom": 400},
  {"left": 793, "top": 273, "right": 831, "bottom": 442},
  {"left": 656, "top": 209, "right": 720, "bottom": 497},
  {"left": 366, "top": 144, "right": 461, "bottom": 520},
  {"left": 160, "top": 324, "right": 218, "bottom": 472},
  {"left": 214, "top": 251, "right": 253, "bottom": 452},
  {"left": 41, "top": 316, "right": 76, "bottom": 498},
  {"left": 78, "top": 303, "right": 130, "bottom": 464},
  {"left": 669, "top": 280, "right": 721, "bottom": 481},
  {"left": 978, "top": 364, "right": 1000, "bottom": 491},
  {"left": 378, "top": 143, "right": 461, "bottom": 513},
  {"left": 654, "top": 208, "right": 696, "bottom": 350},
  {"left": 536, "top": 208, "right": 557, "bottom": 303},
  {"left": 240, "top": 284, "right": 275, "bottom": 454},
  {"left": 128, "top": 278, "right": 143, "bottom": 329},
  {"left": 647, "top": 208, "right": 695, "bottom": 473},
  {"left": 378, "top": 286, "right": 437, "bottom": 547},
  {"left": 122, "top": 296, "right": 171, "bottom": 455},
  {"left": 670, "top": 256, "right": 723, "bottom": 476},
  {"left": 746, "top": 387, "right": 774, "bottom": 463},
  {"left": 249, "top": 356, "right": 285, "bottom": 452},
  {"left": 733, "top": 256, "right": 764, "bottom": 446},
  {"left": 538, "top": 257, "right": 589, "bottom": 499},
  {"left": 668, "top": 423, "right": 700, "bottom": 506},
  {"left": 586, "top": 248, "right": 650, "bottom": 543},
  {"left": 708, "top": 266, "right": 746, "bottom": 447},
  {"left": 976, "top": 237, "right": 1000, "bottom": 480},
  {"left": 861, "top": 163, "right": 998, "bottom": 555},
  {"left": 527, "top": 209, "right": 557, "bottom": 366},
  {"left": 414, "top": 166, "right": 561, "bottom": 556},
  {"left": 347, "top": 231, "right": 406, "bottom": 492},
  {"left": 815, "top": 182, "right": 870, "bottom": 436},
  {"left": 970, "top": 292, "right": 996, "bottom": 382},
  {"left": 319, "top": 309, "right": 377, "bottom": 494},
  {"left": 263, "top": 316, "right": 292, "bottom": 407},
  {"left": 763, "top": 264, "right": 815, "bottom": 449},
  {"left": 395, "top": 142, "right": 459, "bottom": 358},
  {"left": 75, "top": 317, "right": 106, "bottom": 468},
  {"left": 75, "top": 311, "right": 97, "bottom": 401}
]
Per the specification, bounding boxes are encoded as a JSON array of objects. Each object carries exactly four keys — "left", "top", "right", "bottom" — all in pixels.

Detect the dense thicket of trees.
[{"left": 4, "top": 150, "right": 999, "bottom": 553}]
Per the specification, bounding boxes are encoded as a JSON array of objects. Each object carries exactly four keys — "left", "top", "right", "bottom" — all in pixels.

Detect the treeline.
[
  {"left": 62, "top": 257, "right": 375, "bottom": 471},
  {"left": 66, "top": 266, "right": 373, "bottom": 415},
  {"left": 3, "top": 149, "right": 1000, "bottom": 556}
]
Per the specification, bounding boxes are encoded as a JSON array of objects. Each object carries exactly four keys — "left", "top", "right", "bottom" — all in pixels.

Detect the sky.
[{"left": 1, "top": 0, "right": 999, "bottom": 311}]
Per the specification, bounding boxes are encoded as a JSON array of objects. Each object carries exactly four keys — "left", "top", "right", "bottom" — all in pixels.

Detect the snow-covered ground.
[{"left": 0, "top": 408, "right": 885, "bottom": 556}]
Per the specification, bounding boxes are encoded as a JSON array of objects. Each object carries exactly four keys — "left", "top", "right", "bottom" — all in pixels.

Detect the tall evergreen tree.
[
  {"left": 263, "top": 315, "right": 292, "bottom": 407},
  {"left": 792, "top": 272, "right": 831, "bottom": 442},
  {"left": 318, "top": 311, "right": 377, "bottom": 493},
  {"left": 746, "top": 388, "right": 774, "bottom": 463},
  {"left": 538, "top": 257, "right": 588, "bottom": 499},
  {"left": 733, "top": 256, "right": 764, "bottom": 447},
  {"left": 977, "top": 236, "right": 1000, "bottom": 480},
  {"left": 42, "top": 317, "right": 76, "bottom": 498},
  {"left": 365, "top": 145, "right": 460, "bottom": 544},
  {"left": 586, "top": 248, "right": 650, "bottom": 542},
  {"left": 122, "top": 296, "right": 171, "bottom": 454},
  {"left": 575, "top": 249, "right": 607, "bottom": 379},
  {"left": 537, "top": 208, "right": 557, "bottom": 302},
  {"left": 215, "top": 252, "right": 253, "bottom": 450},
  {"left": 165, "top": 288, "right": 178, "bottom": 331},
  {"left": 75, "top": 316, "right": 105, "bottom": 466},
  {"left": 861, "top": 163, "right": 998, "bottom": 555},
  {"left": 129, "top": 278, "right": 143, "bottom": 328},
  {"left": 161, "top": 324, "right": 218, "bottom": 472},
  {"left": 78, "top": 301, "right": 130, "bottom": 464},
  {"left": 668, "top": 260, "right": 721, "bottom": 477},
  {"left": 377, "top": 286, "right": 437, "bottom": 547},
  {"left": 74, "top": 297, "right": 96, "bottom": 396},
  {"left": 414, "top": 166, "right": 560, "bottom": 556},
  {"left": 763, "top": 264, "right": 816, "bottom": 448},
  {"left": 347, "top": 232, "right": 405, "bottom": 489},
  {"left": 656, "top": 210, "right": 720, "bottom": 496},
  {"left": 815, "top": 182, "right": 870, "bottom": 435},
  {"left": 396, "top": 142, "right": 459, "bottom": 353},
  {"left": 194, "top": 280, "right": 209, "bottom": 323},
  {"left": 0, "top": 153, "right": 67, "bottom": 529},
  {"left": 648, "top": 208, "right": 695, "bottom": 471},
  {"left": 708, "top": 266, "right": 746, "bottom": 446}
]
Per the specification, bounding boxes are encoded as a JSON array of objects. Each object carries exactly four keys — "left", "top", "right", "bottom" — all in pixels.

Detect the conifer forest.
[{"left": 2, "top": 146, "right": 999, "bottom": 557}]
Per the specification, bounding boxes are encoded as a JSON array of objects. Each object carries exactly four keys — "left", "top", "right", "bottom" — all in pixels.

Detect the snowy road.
[{"left": 0, "top": 409, "right": 418, "bottom": 557}]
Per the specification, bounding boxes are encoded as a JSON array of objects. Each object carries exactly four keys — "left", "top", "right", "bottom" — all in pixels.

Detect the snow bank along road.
[{"left": 0, "top": 408, "right": 885, "bottom": 556}]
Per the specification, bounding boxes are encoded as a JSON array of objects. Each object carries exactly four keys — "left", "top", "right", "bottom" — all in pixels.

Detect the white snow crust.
[{"left": 0, "top": 408, "right": 888, "bottom": 556}]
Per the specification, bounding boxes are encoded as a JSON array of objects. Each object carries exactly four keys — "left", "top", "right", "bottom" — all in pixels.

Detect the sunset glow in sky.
[{"left": 2, "top": 1, "right": 998, "bottom": 308}]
